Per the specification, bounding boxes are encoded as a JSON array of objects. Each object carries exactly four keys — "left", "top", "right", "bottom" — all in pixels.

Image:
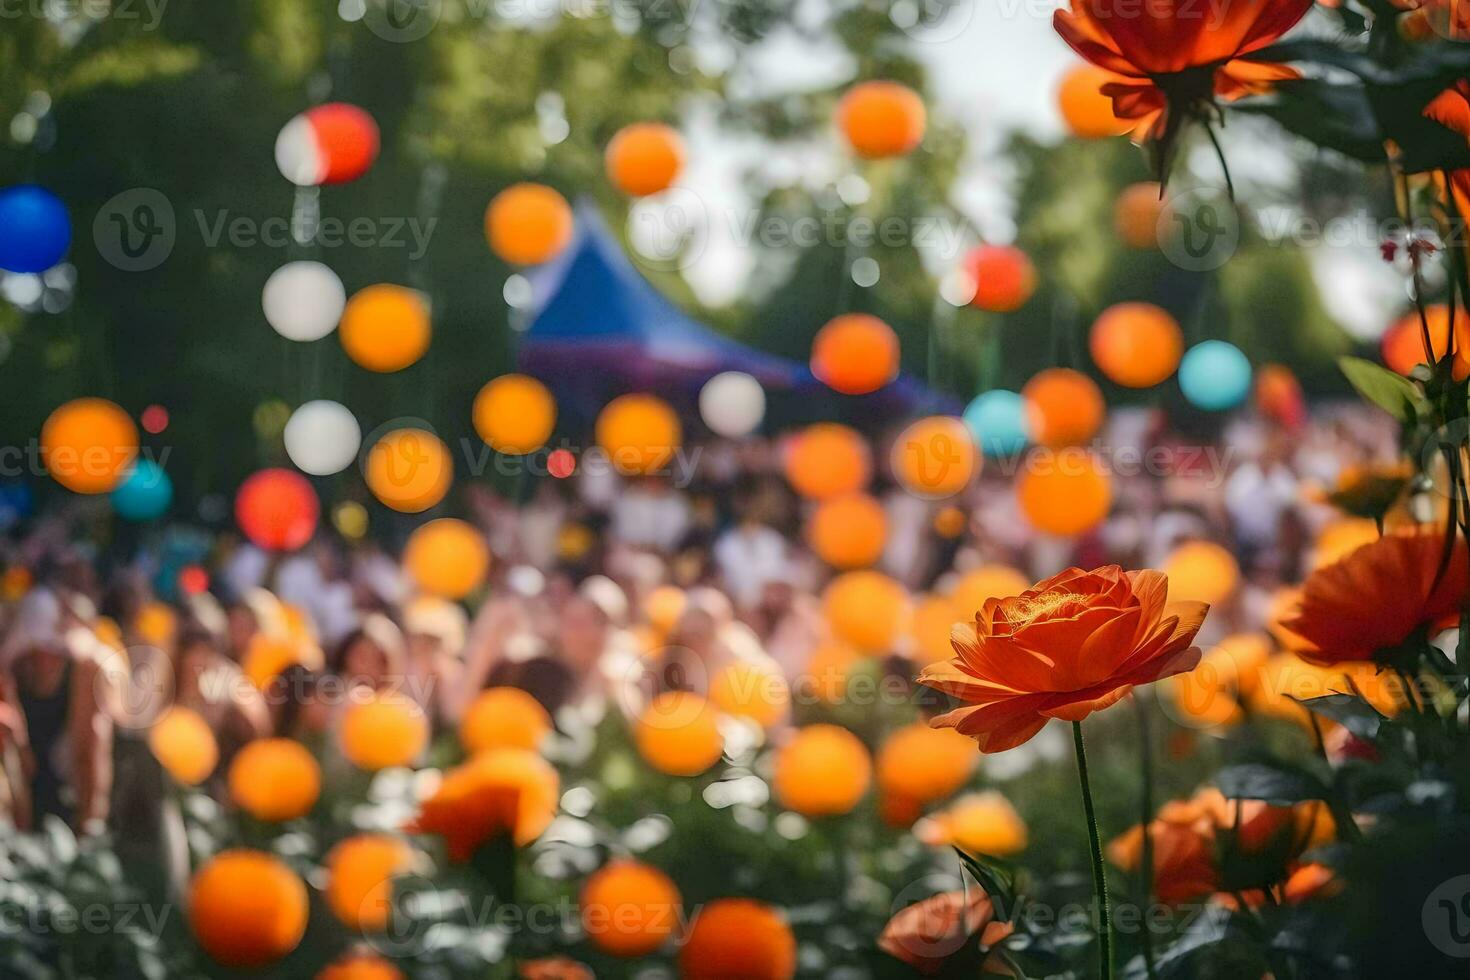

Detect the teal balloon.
[
  {"left": 1179, "top": 341, "right": 1251, "bottom": 411},
  {"left": 963, "top": 390, "right": 1030, "bottom": 455},
  {"left": 111, "top": 461, "right": 172, "bottom": 521}
]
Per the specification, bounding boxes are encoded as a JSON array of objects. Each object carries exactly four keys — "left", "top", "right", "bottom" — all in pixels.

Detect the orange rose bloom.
[
  {"left": 919, "top": 566, "right": 1207, "bottom": 752},
  {"left": 1282, "top": 529, "right": 1468, "bottom": 664},
  {"left": 878, "top": 890, "right": 1014, "bottom": 977},
  {"left": 1054, "top": 0, "right": 1312, "bottom": 143},
  {"left": 1110, "top": 787, "right": 1336, "bottom": 903},
  {"left": 407, "top": 748, "right": 559, "bottom": 861},
  {"left": 1107, "top": 817, "right": 1217, "bottom": 904}
]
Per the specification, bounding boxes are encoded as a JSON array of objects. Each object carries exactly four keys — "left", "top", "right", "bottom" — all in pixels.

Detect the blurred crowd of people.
[{"left": 0, "top": 399, "right": 1398, "bottom": 846}]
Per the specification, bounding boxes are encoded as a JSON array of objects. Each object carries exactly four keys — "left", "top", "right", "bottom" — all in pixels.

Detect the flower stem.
[
  {"left": 1132, "top": 697, "right": 1160, "bottom": 980},
  {"left": 1073, "top": 720, "right": 1113, "bottom": 980}
]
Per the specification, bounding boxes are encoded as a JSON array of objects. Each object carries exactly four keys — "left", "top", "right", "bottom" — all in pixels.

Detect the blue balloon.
[
  {"left": 963, "top": 389, "right": 1030, "bottom": 455},
  {"left": 111, "top": 460, "right": 173, "bottom": 522},
  {"left": 0, "top": 482, "right": 33, "bottom": 531},
  {"left": 1179, "top": 340, "right": 1252, "bottom": 411},
  {"left": 0, "top": 185, "right": 71, "bottom": 274}
]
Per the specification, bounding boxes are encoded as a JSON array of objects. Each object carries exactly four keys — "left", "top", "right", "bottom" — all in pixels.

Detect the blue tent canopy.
[{"left": 519, "top": 207, "right": 957, "bottom": 419}]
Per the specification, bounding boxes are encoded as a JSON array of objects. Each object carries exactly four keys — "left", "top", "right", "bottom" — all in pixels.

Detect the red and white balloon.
[{"left": 274, "top": 103, "right": 380, "bottom": 187}]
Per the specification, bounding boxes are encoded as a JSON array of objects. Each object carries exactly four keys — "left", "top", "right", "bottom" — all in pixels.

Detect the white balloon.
[
  {"left": 699, "top": 371, "right": 765, "bottom": 438},
  {"left": 262, "top": 261, "right": 345, "bottom": 341},
  {"left": 284, "top": 400, "right": 361, "bottom": 476}
]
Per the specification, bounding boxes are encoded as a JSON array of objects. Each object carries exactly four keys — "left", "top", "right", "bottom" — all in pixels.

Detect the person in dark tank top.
[{"left": 0, "top": 589, "right": 114, "bottom": 833}]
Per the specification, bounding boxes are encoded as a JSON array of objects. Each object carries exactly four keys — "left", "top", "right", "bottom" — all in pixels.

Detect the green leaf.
[
  {"left": 1292, "top": 693, "right": 1385, "bottom": 740},
  {"left": 1216, "top": 762, "right": 1328, "bottom": 805},
  {"left": 1236, "top": 79, "right": 1383, "bottom": 163},
  {"left": 954, "top": 847, "right": 1018, "bottom": 921},
  {"left": 1338, "top": 356, "right": 1423, "bottom": 422}
]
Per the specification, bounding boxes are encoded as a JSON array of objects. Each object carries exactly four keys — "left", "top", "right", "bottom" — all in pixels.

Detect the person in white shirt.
[{"left": 713, "top": 505, "right": 790, "bottom": 611}]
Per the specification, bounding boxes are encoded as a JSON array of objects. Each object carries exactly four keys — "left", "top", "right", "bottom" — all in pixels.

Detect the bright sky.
[
  {"left": 648, "top": 1, "right": 1403, "bottom": 340},
  {"left": 669, "top": 2, "right": 1077, "bottom": 306}
]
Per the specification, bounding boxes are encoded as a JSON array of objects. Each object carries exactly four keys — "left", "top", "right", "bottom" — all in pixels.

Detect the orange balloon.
[
  {"left": 403, "top": 518, "right": 489, "bottom": 599},
  {"left": 228, "top": 738, "right": 321, "bottom": 821},
  {"left": 1022, "top": 368, "right": 1105, "bottom": 446},
  {"left": 807, "top": 493, "right": 887, "bottom": 568},
  {"left": 1016, "top": 448, "right": 1113, "bottom": 536},
  {"left": 364, "top": 428, "right": 452, "bottom": 513},
  {"left": 877, "top": 722, "right": 976, "bottom": 804},
  {"left": 325, "top": 834, "right": 412, "bottom": 931},
  {"left": 460, "top": 686, "right": 552, "bottom": 753},
  {"left": 708, "top": 659, "right": 790, "bottom": 728},
  {"left": 634, "top": 691, "right": 723, "bottom": 776},
  {"left": 1057, "top": 64, "right": 1130, "bottom": 138},
  {"left": 802, "top": 642, "right": 860, "bottom": 704},
  {"left": 823, "top": 570, "right": 910, "bottom": 654},
  {"left": 317, "top": 954, "right": 405, "bottom": 980},
  {"left": 189, "top": 850, "right": 308, "bottom": 968},
  {"left": 341, "top": 693, "right": 429, "bottom": 771},
  {"left": 891, "top": 415, "right": 977, "bottom": 499},
  {"left": 580, "top": 860, "right": 682, "bottom": 958},
  {"left": 473, "top": 374, "right": 556, "bottom": 455},
  {"left": 643, "top": 584, "right": 687, "bottom": 635},
  {"left": 596, "top": 393, "right": 681, "bottom": 476},
  {"left": 317, "top": 954, "right": 406, "bottom": 980},
  {"left": 1312, "top": 517, "right": 1379, "bottom": 571},
  {"left": 1163, "top": 540, "right": 1240, "bottom": 606},
  {"left": 949, "top": 564, "right": 1029, "bottom": 617},
  {"left": 680, "top": 900, "right": 796, "bottom": 980},
  {"left": 1089, "top": 302, "right": 1183, "bottom": 388},
  {"left": 933, "top": 505, "right": 967, "bottom": 538},
  {"left": 963, "top": 244, "right": 1036, "bottom": 313},
  {"left": 784, "top": 423, "right": 871, "bottom": 500},
  {"left": 1255, "top": 362, "right": 1307, "bottom": 430},
  {"left": 836, "top": 80, "right": 926, "bottom": 159},
  {"left": 919, "top": 791, "right": 1029, "bottom": 857},
  {"left": 1382, "top": 305, "right": 1470, "bottom": 379},
  {"left": 484, "top": 183, "right": 572, "bottom": 266},
  {"left": 910, "top": 594, "right": 961, "bottom": 666},
  {"left": 41, "top": 398, "right": 138, "bottom": 494},
  {"left": 810, "top": 313, "right": 899, "bottom": 395},
  {"left": 148, "top": 706, "right": 218, "bottom": 785},
  {"left": 605, "top": 122, "right": 685, "bottom": 196},
  {"left": 242, "top": 634, "right": 320, "bottom": 690},
  {"left": 339, "top": 284, "right": 431, "bottom": 372},
  {"left": 1114, "top": 181, "right": 1170, "bottom": 249},
  {"left": 773, "top": 724, "right": 872, "bottom": 817}
]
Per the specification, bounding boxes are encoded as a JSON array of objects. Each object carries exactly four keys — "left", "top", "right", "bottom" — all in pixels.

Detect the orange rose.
[
  {"left": 1054, "top": 0, "right": 1311, "bottom": 144},
  {"left": 878, "top": 890, "right": 1014, "bottom": 976},
  {"left": 1107, "top": 818, "right": 1218, "bottom": 905},
  {"left": 407, "top": 749, "right": 559, "bottom": 862},
  {"left": 919, "top": 566, "right": 1207, "bottom": 752},
  {"left": 1110, "top": 788, "right": 1335, "bottom": 904},
  {"left": 1282, "top": 529, "right": 1468, "bottom": 664}
]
